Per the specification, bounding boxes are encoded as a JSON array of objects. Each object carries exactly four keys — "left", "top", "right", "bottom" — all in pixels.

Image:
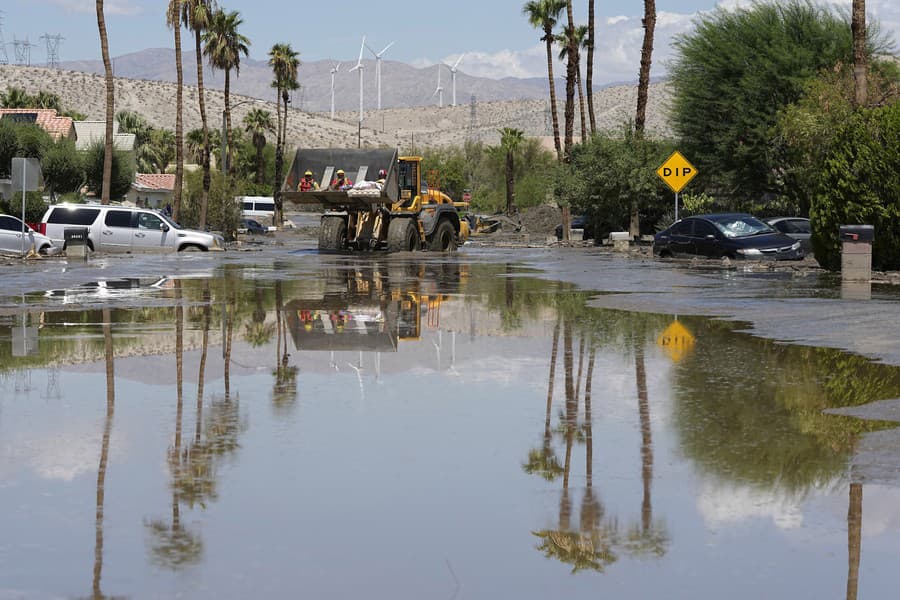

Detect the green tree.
[
  {"left": 42, "top": 137, "right": 84, "bottom": 197},
  {"left": 0, "top": 120, "right": 18, "bottom": 178},
  {"left": 14, "top": 124, "right": 52, "bottom": 159},
  {"left": 84, "top": 140, "right": 134, "bottom": 200},
  {"left": 243, "top": 108, "right": 275, "bottom": 185},
  {"left": 203, "top": 9, "right": 250, "bottom": 179},
  {"left": 268, "top": 42, "right": 300, "bottom": 229},
  {"left": 809, "top": 101, "right": 900, "bottom": 270},
  {"left": 0, "top": 87, "right": 33, "bottom": 108},
  {"left": 522, "top": 0, "right": 567, "bottom": 161},
  {"left": 669, "top": 1, "right": 885, "bottom": 202}
]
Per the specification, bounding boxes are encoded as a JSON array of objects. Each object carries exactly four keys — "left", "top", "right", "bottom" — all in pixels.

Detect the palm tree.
[
  {"left": 635, "top": 0, "right": 657, "bottom": 134},
  {"left": 0, "top": 87, "right": 32, "bottom": 108},
  {"left": 167, "top": 1, "right": 185, "bottom": 221},
  {"left": 586, "top": 0, "right": 596, "bottom": 134},
  {"left": 243, "top": 108, "right": 275, "bottom": 185},
  {"left": 499, "top": 127, "right": 524, "bottom": 215},
  {"left": 203, "top": 8, "right": 250, "bottom": 179},
  {"left": 182, "top": 0, "right": 215, "bottom": 229},
  {"left": 852, "top": 0, "right": 867, "bottom": 107},
  {"left": 268, "top": 42, "right": 300, "bottom": 229},
  {"left": 34, "top": 90, "right": 62, "bottom": 110},
  {"left": 556, "top": 26, "right": 588, "bottom": 142},
  {"left": 522, "top": 0, "right": 566, "bottom": 162},
  {"left": 563, "top": 0, "right": 577, "bottom": 159},
  {"left": 96, "top": 0, "right": 114, "bottom": 205}
]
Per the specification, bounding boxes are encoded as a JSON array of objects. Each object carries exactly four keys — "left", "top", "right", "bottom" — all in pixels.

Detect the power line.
[
  {"left": 13, "top": 36, "right": 36, "bottom": 67},
  {"left": 40, "top": 33, "right": 63, "bottom": 69}
]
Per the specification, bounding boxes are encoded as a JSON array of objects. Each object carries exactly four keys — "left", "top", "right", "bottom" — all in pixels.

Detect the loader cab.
[{"left": 397, "top": 157, "right": 425, "bottom": 210}]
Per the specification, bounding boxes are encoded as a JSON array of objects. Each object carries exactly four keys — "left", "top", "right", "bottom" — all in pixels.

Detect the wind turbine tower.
[
  {"left": 431, "top": 65, "right": 444, "bottom": 108},
  {"left": 349, "top": 36, "right": 366, "bottom": 124},
  {"left": 366, "top": 41, "right": 394, "bottom": 110},
  {"left": 446, "top": 53, "right": 465, "bottom": 106},
  {"left": 329, "top": 61, "right": 341, "bottom": 119}
]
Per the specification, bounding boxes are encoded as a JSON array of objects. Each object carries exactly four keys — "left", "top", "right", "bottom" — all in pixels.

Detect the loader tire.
[
  {"left": 427, "top": 218, "right": 457, "bottom": 252},
  {"left": 387, "top": 218, "right": 419, "bottom": 252},
  {"left": 319, "top": 216, "right": 347, "bottom": 252}
]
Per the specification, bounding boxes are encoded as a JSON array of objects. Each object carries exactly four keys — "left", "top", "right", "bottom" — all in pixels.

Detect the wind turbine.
[
  {"left": 329, "top": 61, "right": 341, "bottom": 120},
  {"left": 431, "top": 65, "right": 444, "bottom": 108},
  {"left": 366, "top": 41, "right": 394, "bottom": 110},
  {"left": 445, "top": 53, "right": 466, "bottom": 107},
  {"left": 349, "top": 36, "right": 366, "bottom": 124}
]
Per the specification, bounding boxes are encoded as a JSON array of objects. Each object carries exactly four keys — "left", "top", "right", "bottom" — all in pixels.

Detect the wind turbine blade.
[
  {"left": 357, "top": 36, "right": 366, "bottom": 65},
  {"left": 379, "top": 41, "right": 395, "bottom": 56},
  {"left": 336, "top": 62, "right": 342, "bottom": 71},
  {"left": 365, "top": 42, "right": 377, "bottom": 57},
  {"left": 452, "top": 52, "right": 466, "bottom": 70}
]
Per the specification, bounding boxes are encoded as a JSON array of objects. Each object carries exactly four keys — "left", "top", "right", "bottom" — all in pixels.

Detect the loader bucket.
[{"left": 282, "top": 148, "right": 400, "bottom": 207}]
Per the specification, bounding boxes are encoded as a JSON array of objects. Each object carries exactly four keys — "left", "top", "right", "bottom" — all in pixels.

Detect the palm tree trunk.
[
  {"left": 562, "top": 318, "right": 575, "bottom": 491},
  {"left": 584, "top": 345, "right": 595, "bottom": 486},
  {"left": 255, "top": 142, "right": 264, "bottom": 185},
  {"left": 195, "top": 30, "right": 211, "bottom": 229},
  {"left": 544, "top": 35, "right": 562, "bottom": 162},
  {"left": 93, "top": 307, "right": 115, "bottom": 597},
  {"left": 846, "top": 483, "right": 863, "bottom": 600},
  {"left": 587, "top": 0, "right": 596, "bottom": 134},
  {"left": 505, "top": 150, "right": 515, "bottom": 215},
  {"left": 224, "top": 68, "right": 232, "bottom": 176},
  {"left": 576, "top": 64, "right": 587, "bottom": 141},
  {"left": 173, "top": 2, "right": 184, "bottom": 222},
  {"left": 273, "top": 86, "right": 284, "bottom": 230},
  {"left": 635, "top": 0, "right": 657, "bottom": 134},
  {"left": 852, "top": 0, "right": 867, "bottom": 108},
  {"left": 96, "top": 0, "right": 114, "bottom": 205},
  {"left": 545, "top": 318, "right": 561, "bottom": 446},
  {"left": 175, "top": 281, "right": 184, "bottom": 453},
  {"left": 563, "top": 1, "right": 577, "bottom": 160},
  {"left": 196, "top": 281, "right": 210, "bottom": 444}
]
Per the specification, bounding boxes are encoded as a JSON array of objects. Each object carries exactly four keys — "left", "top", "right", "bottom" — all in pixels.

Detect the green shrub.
[
  {"left": 810, "top": 102, "right": 900, "bottom": 270},
  {"left": 3, "top": 191, "right": 48, "bottom": 223}
]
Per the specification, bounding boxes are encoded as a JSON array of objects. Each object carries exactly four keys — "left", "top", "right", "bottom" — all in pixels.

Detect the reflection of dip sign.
[{"left": 656, "top": 320, "right": 696, "bottom": 363}]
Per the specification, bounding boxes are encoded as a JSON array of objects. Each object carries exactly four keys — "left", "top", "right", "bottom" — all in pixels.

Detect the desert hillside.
[{"left": 0, "top": 64, "right": 671, "bottom": 150}]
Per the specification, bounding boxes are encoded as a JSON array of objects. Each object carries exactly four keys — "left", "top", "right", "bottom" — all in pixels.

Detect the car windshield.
[{"left": 713, "top": 216, "right": 773, "bottom": 238}]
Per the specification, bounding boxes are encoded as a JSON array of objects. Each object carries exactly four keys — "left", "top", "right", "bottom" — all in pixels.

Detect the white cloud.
[
  {"left": 47, "top": 0, "right": 142, "bottom": 16},
  {"left": 422, "top": 0, "right": 899, "bottom": 84}
]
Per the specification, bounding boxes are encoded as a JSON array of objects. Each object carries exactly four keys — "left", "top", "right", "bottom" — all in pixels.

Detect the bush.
[
  {"left": 84, "top": 141, "right": 135, "bottom": 200},
  {"left": 810, "top": 102, "right": 900, "bottom": 270},
  {"left": 181, "top": 169, "right": 242, "bottom": 238},
  {"left": 2, "top": 191, "right": 48, "bottom": 223},
  {"left": 42, "top": 137, "right": 84, "bottom": 197}
]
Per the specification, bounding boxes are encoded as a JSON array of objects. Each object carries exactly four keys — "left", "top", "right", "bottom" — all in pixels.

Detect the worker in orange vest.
[{"left": 329, "top": 169, "right": 353, "bottom": 190}]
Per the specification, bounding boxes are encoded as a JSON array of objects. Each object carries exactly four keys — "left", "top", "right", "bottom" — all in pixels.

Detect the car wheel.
[{"left": 179, "top": 244, "right": 206, "bottom": 252}]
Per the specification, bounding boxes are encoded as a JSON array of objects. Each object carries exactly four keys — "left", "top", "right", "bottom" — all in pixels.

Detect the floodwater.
[{"left": 2, "top": 254, "right": 900, "bottom": 599}]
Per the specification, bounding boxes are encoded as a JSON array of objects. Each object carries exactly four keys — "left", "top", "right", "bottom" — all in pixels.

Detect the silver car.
[{"left": 0, "top": 214, "right": 57, "bottom": 256}]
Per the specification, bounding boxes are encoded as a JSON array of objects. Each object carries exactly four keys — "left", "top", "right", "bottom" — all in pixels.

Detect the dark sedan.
[
  {"left": 654, "top": 213, "right": 803, "bottom": 260},
  {"left": 239, "top": 218, "right": 268, "bottom": 235}
]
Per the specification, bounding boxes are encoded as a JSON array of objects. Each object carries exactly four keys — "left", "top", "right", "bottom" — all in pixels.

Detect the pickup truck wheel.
[
  {"left": 387, "top": 218, "right": 419, "bottom": 252},
  {"left": 428, "top": 219, "right": 457, "bottom": 252},
  {"left": 179, "top": 244, "right": 207, "bottom": 252},
  {"left": 319, "top": 216, "right": 347, "bottom": 251}
]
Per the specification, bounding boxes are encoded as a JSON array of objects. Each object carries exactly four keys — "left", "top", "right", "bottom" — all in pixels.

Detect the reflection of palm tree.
[
  {"left": 847, "top": 483, "right": 862, "bottom": 600},
  {"left": 524, "top": 318, "right": 563, "bottom": 480},
  {"left": 272, "top": 279, "right": 298, "bottom": 410},
  {"left": 90, "top": 308, "right": 115, "bottom": 599}
]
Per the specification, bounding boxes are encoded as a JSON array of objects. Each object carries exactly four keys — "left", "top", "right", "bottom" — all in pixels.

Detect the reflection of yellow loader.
[{"left": 281, "top": 148, "right": 469, "bottom": 252}]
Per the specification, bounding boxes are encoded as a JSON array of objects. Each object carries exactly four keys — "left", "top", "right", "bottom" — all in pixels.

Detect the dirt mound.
[{"left": 519, "top": 204, "right": 562, "bottom": 236}]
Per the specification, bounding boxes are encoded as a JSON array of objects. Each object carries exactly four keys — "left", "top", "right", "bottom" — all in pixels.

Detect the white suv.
[{"left": 40, "top": 204, "right": 225, "bottom": 252}]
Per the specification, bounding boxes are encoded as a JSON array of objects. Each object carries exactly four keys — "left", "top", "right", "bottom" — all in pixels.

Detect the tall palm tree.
[
  {"left": 96, "top": 0, "right": 114, "bottom": 205},
  {"left": 556, "top": 26, "right": 588, "bottom": 142},
  {"left": 203, "top": 8, "right": 249, "bottom": 179},
  {"left": 182, "top": 0, "right": 216, "bottom": 229},
  {"left": 268, "top": 42, "right": 300, "bottom": 229},
  {"left": 522, "top": 0, "right": 566, "bottom": 162},
  {"left": 563, "top": 0, "right": 577, "bottom": 159},
  {"left": 852, "top": 0, "right": 867, "bottom": 107},
  {"left": 586, "top": 0, "right": 596, "bottom": 134},
  {"left": 635, "top": 0, "right": 657, "bottom": 134},
  {"left": 243, "top": 108, "right": 274, "bottom": 185},
  {"left": 499, "top": 127, "right": 524, "bottom": 215},
  {"left": 167, "top": 1, "right": 185, "bottom": 221}
]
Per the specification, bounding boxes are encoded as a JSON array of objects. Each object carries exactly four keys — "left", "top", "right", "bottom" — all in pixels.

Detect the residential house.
[{"left": 126, "top": 173, "right": 175, "bottom": 209}]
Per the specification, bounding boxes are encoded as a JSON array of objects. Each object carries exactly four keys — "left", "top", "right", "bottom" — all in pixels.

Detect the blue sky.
[{"left": 2, "top": 1, "right": 898, "bottom": 84}]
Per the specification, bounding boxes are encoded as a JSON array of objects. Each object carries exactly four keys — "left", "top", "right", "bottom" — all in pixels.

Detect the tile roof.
[
  {"left": 133, "top": 173, "right": 176, "bottom": 192},
  {"left": 0, "top": 108, "right": 74, "bottom": 140}
]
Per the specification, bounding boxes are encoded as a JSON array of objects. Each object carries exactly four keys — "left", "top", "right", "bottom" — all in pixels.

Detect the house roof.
[
  {"left": 73, "top": 121, "right": 136, "bottom": 151},
  {"left": 132, "top": 173, "right": 176, "bottom": 192},
  {"left": 0, "top": 108, "right": 74, "bottom": 140}
]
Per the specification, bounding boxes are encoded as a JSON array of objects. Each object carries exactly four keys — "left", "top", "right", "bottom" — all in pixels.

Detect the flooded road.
[{"left": 2, "top": 252, "right": 900, "bottom": 599}]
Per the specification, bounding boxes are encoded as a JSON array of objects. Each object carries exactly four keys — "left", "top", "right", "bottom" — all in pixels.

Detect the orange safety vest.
[{"left": 299, "top": 177, "right": 315, "bottom": 191}]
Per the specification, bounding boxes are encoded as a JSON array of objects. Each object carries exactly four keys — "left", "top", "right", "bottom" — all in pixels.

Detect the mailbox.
[
  {"left": 839, "top": 224, "right": 873, "bottom": 285},
  {"left": 839, "top": 224, "right": 874, "bottom": 243}
]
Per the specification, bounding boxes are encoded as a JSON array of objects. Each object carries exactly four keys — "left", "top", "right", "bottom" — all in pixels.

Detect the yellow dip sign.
[{"left": 656, "top": 320, "right": 696, "bottom": 363}]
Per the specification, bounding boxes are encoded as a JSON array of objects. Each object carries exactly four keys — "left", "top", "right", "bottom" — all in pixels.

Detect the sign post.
[
  {"left": 10, "top": 157, "right": 42, "bottom": 257},
  {"left": 656, "top": 151, "right": 698, "bottom": 222}
]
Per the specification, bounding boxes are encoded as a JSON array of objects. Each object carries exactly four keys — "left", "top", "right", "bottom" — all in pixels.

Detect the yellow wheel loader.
[{"left": 281, "top": 148, "right": 469, "bottom": 253}]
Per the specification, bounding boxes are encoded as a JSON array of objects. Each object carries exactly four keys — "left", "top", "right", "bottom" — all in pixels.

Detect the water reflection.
[{"left": 2, "top": 258, "right": 900, "bottom": 597}]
